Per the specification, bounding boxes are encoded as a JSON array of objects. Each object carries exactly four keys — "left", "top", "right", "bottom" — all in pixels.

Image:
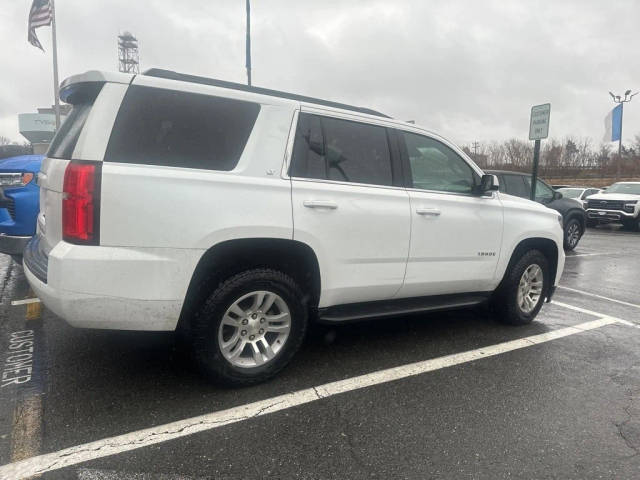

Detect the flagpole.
[
  {"left": 617, "top": 102, "right": 623, "bottom": 180},
  {"left": 50, "top": 0, "right": 61, "bottom": 130}
]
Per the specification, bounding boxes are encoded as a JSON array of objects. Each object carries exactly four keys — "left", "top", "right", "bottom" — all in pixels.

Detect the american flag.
[{"left": 28, "top": 0, "right": 52, "bottom": 51}]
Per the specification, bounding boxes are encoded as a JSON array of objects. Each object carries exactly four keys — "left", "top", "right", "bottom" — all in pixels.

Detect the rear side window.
[
  {"left": 104, "top": 86, "right": 260, "bottom": 171},
  {"left": 290, "top": 113, "right": 393, "bottom": 187},
  {"left": 502, "top": 174, "right": 530, "bottom": 198},
  {"left": 48, "top": 83, "right": 104, "bottom": 159}
]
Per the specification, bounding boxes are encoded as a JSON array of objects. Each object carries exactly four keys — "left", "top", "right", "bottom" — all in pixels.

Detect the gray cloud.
[{"left": 1, "top": 0, "right": 638, "bottom": 147}]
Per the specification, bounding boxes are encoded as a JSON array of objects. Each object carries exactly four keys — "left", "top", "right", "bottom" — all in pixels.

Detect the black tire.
[
  {"left": 191, "top": 268, "right": 308, "bottom": 386},
  {"left": 492, "top": 249, "right": 549, "bottom": 326},
  {"left": 625, "top": 218, "right": 640, "bottom": 232},
  {"left": 563, "top": 218, "right": 583, "bottom": 251}
]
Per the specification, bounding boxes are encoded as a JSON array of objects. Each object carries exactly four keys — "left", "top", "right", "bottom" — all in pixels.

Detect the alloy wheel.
[
  {"left": 217, "top": 290, "right": 291, "bottom": 368},
  {"left": 566, "top": 222, "right": 581, "bottom": 248},
  {"left": 517, "top": 264, "right": 544, "bottom": 314}
]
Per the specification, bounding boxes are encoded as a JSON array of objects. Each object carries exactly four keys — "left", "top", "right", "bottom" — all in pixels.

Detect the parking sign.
[{"left": 529, "top": 104, "right": 551, "bottom": 140}]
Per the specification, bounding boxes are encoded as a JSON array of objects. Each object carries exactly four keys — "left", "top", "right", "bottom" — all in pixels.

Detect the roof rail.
[{"left": 142, "top": 68, "right": 390, "bottom": 119}]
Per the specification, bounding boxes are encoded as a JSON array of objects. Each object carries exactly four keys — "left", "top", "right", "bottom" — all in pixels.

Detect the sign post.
[{"left": 528, "top": 103, "right": 551, "bottom": 200}]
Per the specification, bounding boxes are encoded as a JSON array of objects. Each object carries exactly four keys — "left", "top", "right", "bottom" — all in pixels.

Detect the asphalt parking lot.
[{"left": 0, "top": 227, "right": 638, "bottom": 479}]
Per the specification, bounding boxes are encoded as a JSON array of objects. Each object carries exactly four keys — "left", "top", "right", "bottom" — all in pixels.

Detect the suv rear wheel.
[
  {"left": 492, "top": 249, "right": 549, "bottom": 325},
  {"left": 191, "top": 268, "right": 308, "bottom": 386}
]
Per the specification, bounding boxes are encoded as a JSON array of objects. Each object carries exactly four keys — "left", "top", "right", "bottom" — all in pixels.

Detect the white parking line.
[
  {"left": 551, "top": 300, "right": 638, "bottom": 327},
  {"left": 565, "top": 252, "right": 617, "bottom": 257},
  {"left": 557, "top": 285, "right": 640, "bottom": 309},
  {"left": 0, "top": 315, "right": 629, "bottom": 479},
  {"left": 10, "top": 298, "right": 40, "bottom": 306}
]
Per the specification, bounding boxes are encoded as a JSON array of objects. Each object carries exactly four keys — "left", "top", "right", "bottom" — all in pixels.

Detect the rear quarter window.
[
  {"left": 48, "top": 83, "right": 104, "bottom": 160},
  {"left": 104, "top": 86, "right": 260, "bottom": 171}
]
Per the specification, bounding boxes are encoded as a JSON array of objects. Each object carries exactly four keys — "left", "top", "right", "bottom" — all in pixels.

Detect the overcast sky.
[{"left": 1, "top": 0, "right": 639, "bottom": 148}]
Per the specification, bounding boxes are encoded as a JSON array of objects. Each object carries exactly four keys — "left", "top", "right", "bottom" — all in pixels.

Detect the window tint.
[
  {"left": 402, "top": 132, "right": 475, "bottom": 193},
  {"left": 497, "top": 175, "right": 507, "bottom": 193},
  {"left": 289, "top": 113, "right": 393, "bottom": 186},
  {"left": 104, "top": 86, "right": 260, "bottom": 171},
  {"left": 48, "top": 105, "right": 92, "bottom": 159},
  {"left": 502, "top": 174, "right": 530, "bottom": 198},
  {"left": 289, "top": 113, "right": 325, "bottom": 179},
  {"left": 49, "top": 83, "right": 104, "bottom": 160}
]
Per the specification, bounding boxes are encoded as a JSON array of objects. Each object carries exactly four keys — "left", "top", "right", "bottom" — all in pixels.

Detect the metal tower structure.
[{"left": 117, "top": 31, "right": 139, "bottom": 74}]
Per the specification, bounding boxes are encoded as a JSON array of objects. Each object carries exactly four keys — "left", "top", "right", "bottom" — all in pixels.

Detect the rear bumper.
[
  {"left": 0, "top": 234, "right": 32, "bottom": 255},
  {"left": 23, "top": 237, "right": 204, "bottom": 331}
]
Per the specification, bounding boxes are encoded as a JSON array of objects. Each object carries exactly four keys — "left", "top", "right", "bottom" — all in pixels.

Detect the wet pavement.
[{"left": 0, "top": 225, "right": 639, "bottom": 479}]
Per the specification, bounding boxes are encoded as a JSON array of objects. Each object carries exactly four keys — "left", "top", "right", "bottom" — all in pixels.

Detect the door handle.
[
  {"left": 416, "top": 207, "right": 441, "bottom": 216},
  {"left": 303, "top": 200, "right": 338, "bottom": 209}
]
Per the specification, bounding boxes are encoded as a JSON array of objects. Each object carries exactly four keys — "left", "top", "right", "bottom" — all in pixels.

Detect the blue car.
[{"left": 0, "top": 153, "right": 43, "bottom": 258}]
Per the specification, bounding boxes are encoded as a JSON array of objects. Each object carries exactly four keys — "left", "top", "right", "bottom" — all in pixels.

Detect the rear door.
[{"left": 290, "top": 112, "right": 410, "bottom": 308}]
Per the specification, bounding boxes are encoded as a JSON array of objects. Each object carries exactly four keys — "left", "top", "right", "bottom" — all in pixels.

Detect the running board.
[{"left": 317, "top": 292, "right": 491, "bottom": 323}]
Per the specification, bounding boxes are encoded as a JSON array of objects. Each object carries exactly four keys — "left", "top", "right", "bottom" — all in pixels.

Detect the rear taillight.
[{"left": 62, "top": 161, "right": 101, "bottom": 244}]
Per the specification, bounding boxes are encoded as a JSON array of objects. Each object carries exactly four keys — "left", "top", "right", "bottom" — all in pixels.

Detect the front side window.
[
  {"left": 524, "top": 177, "right": 554, "bottom": 202},
  {"left": 104, "top": 86, "right": 260, "bottom": 171},
  {"left": 289, "top": 113, "right": 393, "bottom": 187},
  {"left": 401, "top": 132, "right": 476, "bottom": 194}
]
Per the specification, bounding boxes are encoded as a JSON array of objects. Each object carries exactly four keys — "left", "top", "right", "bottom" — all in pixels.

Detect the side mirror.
[
  {"left": 474, "top": 174, "right": 499, "bottom": 195},
  {"left": 553, "top": 191, "right": 563, "bottom": 200}
]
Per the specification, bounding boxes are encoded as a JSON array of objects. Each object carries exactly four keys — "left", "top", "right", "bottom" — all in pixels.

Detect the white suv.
[{"left": 24, "top": 69, "right": 565, "bottom": 385}]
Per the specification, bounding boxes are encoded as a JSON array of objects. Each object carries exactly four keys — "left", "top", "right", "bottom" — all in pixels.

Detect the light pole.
[{"left": 609, "top": 90, "right": 637, "bottom": 179}]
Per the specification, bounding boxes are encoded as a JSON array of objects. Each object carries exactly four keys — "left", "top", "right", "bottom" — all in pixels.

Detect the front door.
[{"left": 395, "top": 131, "right": 503, "bottom": 298}]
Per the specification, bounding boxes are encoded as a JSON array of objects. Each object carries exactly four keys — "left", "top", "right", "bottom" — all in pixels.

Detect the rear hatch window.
[{"left": 47, "top": 83, "right": 104, "bottom": 160}]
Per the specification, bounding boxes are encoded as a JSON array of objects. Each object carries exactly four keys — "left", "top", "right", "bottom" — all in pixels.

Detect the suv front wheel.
[
  {"left": 191, "top": 268, "right": 308, "bottom": 386},
  {"left": 492, "top": 249, "right": 549, "bottom": 325},
  {"left": 563, "top": 218, "right": 583, "bottom": 251}
]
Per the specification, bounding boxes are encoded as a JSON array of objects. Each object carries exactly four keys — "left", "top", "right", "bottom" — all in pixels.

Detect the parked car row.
[{"left": 552, "top": 181, "right": 640, "bottom": 231}]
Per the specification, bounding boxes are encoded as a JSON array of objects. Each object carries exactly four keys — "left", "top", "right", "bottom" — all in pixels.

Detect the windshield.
[
  {"left": 557, "top": 188, "right": 583, "bottom": 199},
  {"left": 605, "top": 183, "right": 640, "bottom": 195}
]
